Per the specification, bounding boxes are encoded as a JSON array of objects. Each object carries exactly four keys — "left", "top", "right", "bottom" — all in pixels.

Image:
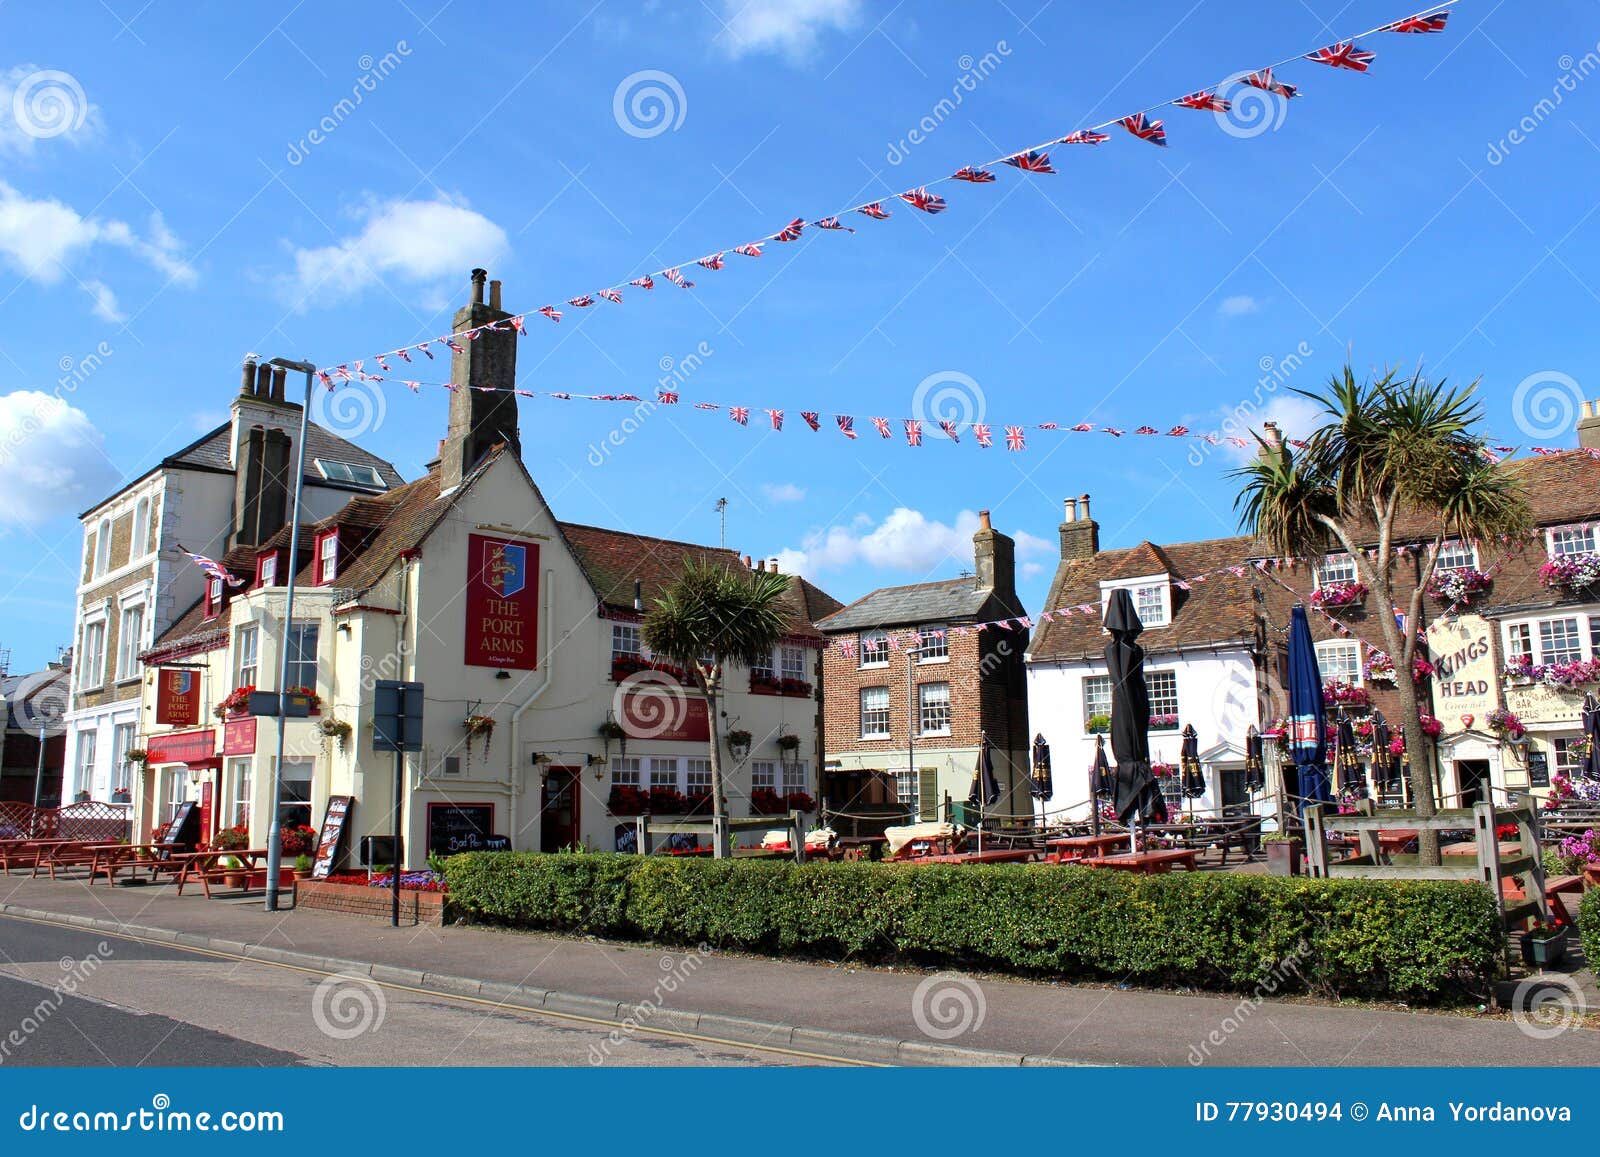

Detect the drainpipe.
[{"left": 507, "top": 568, "right": 555, "bottom": 848}]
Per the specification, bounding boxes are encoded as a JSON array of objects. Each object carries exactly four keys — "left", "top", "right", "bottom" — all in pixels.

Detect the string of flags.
[
  {"left": 178, "top": 544, "right": 246, "bottom": 589},
  {"left": 312, "top": 5, "right": 1460, "bottom": 383}
]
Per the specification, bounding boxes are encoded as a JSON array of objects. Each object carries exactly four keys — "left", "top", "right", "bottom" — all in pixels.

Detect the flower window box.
[
  {"left": 1539, "top": 552, "right": 1600, "bottom": 594},
  {"left": 1425, "top": 568, "right": 1491, "bottom": 606},
  {"left": 1309, "top": 581, "right": 1368, "bottom": 610},
  {"left": 749, "top": 672, "right": 813, "bottom": 698}
]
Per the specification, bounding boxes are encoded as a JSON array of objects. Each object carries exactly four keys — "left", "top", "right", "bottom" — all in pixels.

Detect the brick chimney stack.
[
  {"left": 230, "top": 355, "right": 300, "bottom": 548},
  {"left": 1059, "top": 495, "right": 1099, "bottom": 561},
  {"left": 1578, "top": 400, "right": 1600, "bottom": 451},
  {"left": 441, "top": 269, "right": 520, "bottom": 490},
  {"left": 972, "top": 509, "right": 1016, "bottom": 595}
]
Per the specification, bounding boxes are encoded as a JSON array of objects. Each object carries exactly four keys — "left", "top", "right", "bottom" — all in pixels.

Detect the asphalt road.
[{"left": 0, "top": 916, "right": 829, "bottom": 1067}]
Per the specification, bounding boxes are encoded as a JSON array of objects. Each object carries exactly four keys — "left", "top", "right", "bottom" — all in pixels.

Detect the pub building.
[{"left": 132, "top": 271, "right": 840, "bottom": 867}]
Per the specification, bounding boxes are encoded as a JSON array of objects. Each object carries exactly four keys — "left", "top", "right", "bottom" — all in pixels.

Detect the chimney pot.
[
  {"left": 769, "top": 557, "right": 779, "bottom": 572},
  {"left": 489, "top": 280, "right": 502, "bottom": 310},
  {"left": 1063, "top": 498, "right": 1077, "bottom": 523},
  {"left": 255, "top": 362, "right": 274, "bottom": 396},
  {"left": 978, "top": 509, "right": 992, "bottom": 531},
  {"left": 241, "top": 358, "right": 257, "bottom": 395},
  {"left": 1585, "top": 401, "right": 1596, "bottom": 420},
  {"left": 470, "top": 268, "right": 487, "bottom": 305},
  {"left": 742, "top": 554, "right": 752, "bottom": 568},
  {"left": 1078, "top": 494, "right": 1091, "bottom": 522},
  {"left": 633, "top": 579, "right": 643, "bottom": 612},
  {"left": 270, "top": 365, "right": 287, "bottom": 402}
]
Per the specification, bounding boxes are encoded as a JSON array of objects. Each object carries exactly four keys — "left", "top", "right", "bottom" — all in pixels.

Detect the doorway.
[
  {"left": 1218, "top": 767, "right": 1248, "bottom": 812},
  {"left": 1455, "top": 760, "right": 1491, "bottom": 809},
  {"left": 541, "top": 767, "right": 582, "bottom": 851}
]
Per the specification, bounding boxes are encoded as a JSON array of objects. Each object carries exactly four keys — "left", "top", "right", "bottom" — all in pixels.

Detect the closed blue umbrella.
[{"left": 1287, "top": 605, "right": 1332, "bottom": 820}]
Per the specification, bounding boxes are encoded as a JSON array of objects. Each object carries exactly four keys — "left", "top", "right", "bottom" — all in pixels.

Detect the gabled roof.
[
  {"left": 816, "top": 576, "right": 1001, "bottom": 633},
  {"left": 1029, "top": 535, "right": 1258, "bottom": 662}
]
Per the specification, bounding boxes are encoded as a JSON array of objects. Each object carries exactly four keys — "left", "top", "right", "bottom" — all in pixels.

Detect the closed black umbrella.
[
  {"left": 1582, "top": 693, "right": 1600, "bottom": 781},
  {"left": 1180, "top": 724, "right": 1206, "bottom": 799},
  {"left": 1090, "top": 734, "right": 1114, "bottom": 800},
  {"left": 1030, "top": 733, "right": 1054, "bottom": 801},
  {"left": 1333, "top": 714, "right": 1362, "bottom": 795},
  {"left": 968, "top": 734, "right": 1001, "bottom": 807},
  {"left": 1370, "top": 712, "right": 1400, "bottom": 792},
  {"left": 1244, "top": 726, "right": 1266, "bottom": 793},
  {"left": 1104, "top": 588, "right": 1167, "bottom": 829}
]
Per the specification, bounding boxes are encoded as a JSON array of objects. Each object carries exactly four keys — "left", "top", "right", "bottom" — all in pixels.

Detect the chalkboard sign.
[
  {"left": 158, "top": 801, "right": 200, "bottom": 851},
  {"left": 427, "top": 803, "right": 496, "bottom": 855},
  {"left": 312, "top": 795, "right": 354, "bottom": 879},
  {"left": 1527, "top": 751, "right": 1550, "bottom": 788}
]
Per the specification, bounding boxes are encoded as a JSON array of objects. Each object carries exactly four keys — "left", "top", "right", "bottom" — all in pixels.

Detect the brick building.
[{"left": 817, "top": 511, "right": 1030, "bottom": 828}]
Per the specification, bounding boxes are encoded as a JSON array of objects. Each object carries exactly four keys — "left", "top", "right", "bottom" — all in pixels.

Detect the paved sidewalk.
[{"left": 1, "top": 873, "right": 1593, "bottom": 1066}]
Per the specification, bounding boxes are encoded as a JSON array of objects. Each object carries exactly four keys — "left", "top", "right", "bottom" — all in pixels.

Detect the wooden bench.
[
  {"left": 29, "top": 841, "right": 101, "bottom": 879},
  {"left": 1082, "top": 848, "right": 1202, "bottom": 874},
  {"left": 86, "top": 842, "right": 184, "bottom": 885},
  {"left": 172, "top": 849, "right": 272, "bottom": 897}
]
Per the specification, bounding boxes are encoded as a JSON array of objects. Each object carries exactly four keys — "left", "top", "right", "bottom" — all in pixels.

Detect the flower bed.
[
  {"left": 1540, "top": 552, "right": 1600, "bottom": 594},
  {"left": 296, "top": 875, "right": 449, "bottom": 925}
]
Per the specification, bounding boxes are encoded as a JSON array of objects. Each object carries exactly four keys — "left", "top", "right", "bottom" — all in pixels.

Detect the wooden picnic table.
[
  {"left": 912, "top": 848, "right": 1037, "bottom": 865},
  {"left": 0, "top": 839, "right": 53, "bottom": 872},
  {"left": 172, "top": 849, "right": 272, "bottom": 897},
  {"left": 1081, "top": 848, "right": 1202, "bottom": 874},
  {"left": 85, "top": 842, "right": 183, "bottom": 885},
  {"left": 27, "top": 840, "right": 104, "bottom": 879},
  {"left": 1045, "top": 833, "right": 1130, "bottom": 862}
]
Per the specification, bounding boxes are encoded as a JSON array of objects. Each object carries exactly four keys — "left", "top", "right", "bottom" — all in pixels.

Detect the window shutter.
[{"left": 917, "top": 767, "right": 940, "bottom": 822}]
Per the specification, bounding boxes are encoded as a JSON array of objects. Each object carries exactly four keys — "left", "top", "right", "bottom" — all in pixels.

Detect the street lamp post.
[{"left": 264, "top": 357, "right": 316, "bottom": 912}]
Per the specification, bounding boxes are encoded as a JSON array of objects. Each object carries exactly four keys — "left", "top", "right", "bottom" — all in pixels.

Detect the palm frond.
[{"left": 641, "top": 560, "right": 794, "bottom": 671}]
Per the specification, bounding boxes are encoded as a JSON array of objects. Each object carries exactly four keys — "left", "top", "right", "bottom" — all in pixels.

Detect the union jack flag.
[
  {"left": 406, "top": 381, "right": 422, "bottom": 392},
  {"left": 568, "top": 295, "right": 595, "bottom": 308},
  {"left": 775, "top": 218, "right": 806, "bottom": 241},
  {"left": 952, "top": 165, "right": 996, "bottom": 182},
  {"left": 598, "top": 287, "right": 623, "bottom": 303},
  {"left": 444, "top": 338, "right": 465, "bottom": 353},
  {"left": 1307, "top": 42, "right": 1375, "bottom": 71},
  {"left": 814, "top": 216, "right": 855, "bottom": 232},
  {"left": 837, "top": 415, "right": 857, "bottom": 439},
  {"left": 418, "top": 343, "right": 435, "bottom": 359},
  {"left": 1385, "top": 11, "right": 1449, "bottom": 33},
  {"left": 694, "top": 402, "right": 720, "bottom": 410},
  {"left": 1070, "top": 422, "right": 1094, "bottom": 432},
  {"left": 734, "top": 243, "right": 764, "bottom": 257},
  {"left": 658, "top": 391, "right": 679, "bottom": 404},
  {"left": 538, "top": 305, "right": 562, "bottom": 323},
  {"left": 1103, "top": 427, "right": 1125, "bottom": 437},
  {"left": 1136, "top": 426, "right": 1159, "bottom": 436},
  {"left": 375, "top": 355, "right": 390, "bottom": 372},
  {"left": 1004, "top": 425, "right": 1025, "bottom": 451},
  {"left": 939, "top": 420, "right": 960, "bottom": 443},
  {"left": 730, "top": 407, "right": 749, "bottom": 425},
  {"left": 630, "top": 275, "right": 655, "bottom": 290},
  {"left": 179, "top": 545, "right": 245, "bottom": 588},
  {"left": 508, "top": 317, "right": 525, "bottom": 333},
  {"left": 871, "top": 416, "right": 892, "bottom": 439},
  {"left": 1059, "top": 129, "right": 1110, "bottom": 145},
  {"left": 1121, "top": 112, "right": 1167, "bottom": 146},
  {"left": 397, "top": 348, "right": 415, "bottom": 362},
  {"left": 551, "top": 392, "right": 571, "bottom": 400},
  {"left": 662, "top": 267, "right": 694, "bottom": 288},
  {"left": 315, "top": 370, "right": 332, "bottom": 387},
  {"left": 697, "top": 253, "right": 725, "bottom": 270},
  {"left": 900, "top": 187, "right": 947, "bottom": 214},
  {"left": 857, "top": 202, "right": 891, "bottom": 220},
  {"left": 905, "top": 420, "right": 923, "bottom": 447},
  {"left": 767, "top": 409, "right": 783, "bottom": 430},
  {"left": 1003, "top": 150, "right": 1055, "bottom": 173},
  {"left": 1175, "top": 90, "right": 1230, "bottom": 112},
  {"left": 974, "top": 423, "right": 993, "bottom": 448},
  {"left": 801, "top": 411, "right": 820, "bottom": 431},
  {"left": 1245, "top": 68, "right": 1299, "bottom": 98},
  {"left": 1167, "top": 425, "right": 1190, "bottom": 437}
]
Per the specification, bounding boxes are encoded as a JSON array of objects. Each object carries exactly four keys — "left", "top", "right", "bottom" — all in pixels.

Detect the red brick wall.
[{"left": 294, "top": 879, "right": 448, "bottom": 926}]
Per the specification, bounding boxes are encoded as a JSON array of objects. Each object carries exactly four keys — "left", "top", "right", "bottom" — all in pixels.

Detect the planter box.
[
  {"left": 1519, "top": 927, "right": 1570, "bottom": 970},
  {"left": 1265, "top": 840, "right": 1302, "bottom": 877},
  {"left": 1584, "top": 865, "right": 1600, "bottom": 890},
  {"left": 294, "top": 879, "right": 449, "bottom": 926}
]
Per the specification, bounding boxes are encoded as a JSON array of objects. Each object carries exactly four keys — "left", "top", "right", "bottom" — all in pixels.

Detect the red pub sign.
[
  {"left": 145, "top": 729, "right": 217, "bottom": 765},
  {"left": 465, "top": 533, "right": 538, "bottom": 670},
  {"left": 155, "top": 668, "right": 202, "bottom": 726},
  {"left": 222, "top": 716, "right": 257, "bottom": 756},
  {"left": 620, "top": 693, "right": 709, "bottom": 743}
]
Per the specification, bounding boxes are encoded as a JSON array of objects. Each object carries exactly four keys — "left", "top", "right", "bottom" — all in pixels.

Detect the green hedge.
[
  {"left": 1580, "top": 888, "right": 1599, "bottom": 968},
  {"left": 445, "top": 852, "right": 1502, "bottom": 1002}
]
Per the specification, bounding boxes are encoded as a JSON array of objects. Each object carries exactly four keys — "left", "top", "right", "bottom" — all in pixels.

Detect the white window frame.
[
  {"left": 164, "top": 765, "right": 188, "bottom": 822},
  {"left": 1504, "top": 614, "right": 1600, "bottom": 666},
  {"left": 130, "top": 498, "right": 151, "bottom": 562},
  {"left": 611, "top": 622, "right": 642, "bottom": 662},
  {"left": 1316, "top": 640, "right": 1363, "bottom": 686},
  {"left": 285, "top": 622, "right": 319, "bottom": 692},
  {"left": 917, "top": 681, "right": 951, "bottom": 737},
  {"left": 111, "top": 723, "right": 137, "bottom": 793},
  {"left": 780, "top": 645, "right": 807, "bottom": 682},
  {"left": 76, "top": 728, "right": 97, "bottom": 791},
  {"left": 860, "top": 686, "right": 890, "bottom": 739},
  {"left": 314, "top": 458, "right": 387, "bottom": 489},
  {"left": 115, "top": 602, "right": 144, "bottom": 681},
  {"left": 1316, "top": 553, "right": 1359, "bottom": 587},
  {"left": 78, "top": 616, "right": 108, "bottom": 691},
  {"left": 1100, "top": 575, "right": 1170, "bottom": 629},
  {"left": 259, "top": 553, "right": 278, "bottom": 588},
  {"left": 93, "top": 517, "right": 112, "bottom": 577},
  {"left": 647, "top": 757, "right": 681, "bottom": 792},
  {"left": 610, "top": 756, "right": 641, "bottom": 788},
  {"left": 1548, "top": 525, "right": 1599, "bottom": 557},
  {"left": 1435, "top": 538, "right": 1477, "bottom": 573},
  {"left": 1146, "top": 670, "right": 1180, "bottom": 723},
  {"left": 781, "top": 762, "right": 808, "bottom": 795},
  {"left": 1083, "top": 674, "right": 1112, "bottom": 725},
  {"left": 227, "top": 757, "right": 253, "bottom": 828},
  {"left": 684, "top": 758, "right": 712, "bottom": 796},
  {"left": 236, "top": 623, "right": 260, "bottom": 688},
  {"left": 893, "top": 769, "right": 919, "bottom": 815},
  {"left": 318, "top": 532, "right": 339, "bottom": 584},
  {"left": 276, "top": 756, "right": 313, "bottom": 828},
  {"left": 859, "top": 629, "right": 889, "bottom": 668},
  {"left": 751, "top": 760, "right": 778, "bottom": 791},
  {"left": 1553, "top": 736, "right": 1586, "bottom": 779},
  {"left": 917, "top": 624, "right": 949, "bottom": 663},
  {"left": 751, "top": 647, "right": 776, "bottom": 679}
]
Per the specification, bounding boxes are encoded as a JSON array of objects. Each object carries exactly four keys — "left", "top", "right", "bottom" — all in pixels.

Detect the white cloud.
[
  {"left": 1216, "top": 394, "right": 1325, "bottom": 463},
  {"left": 0, "top": 65, "right": 102, "bottom": 156},
  {"left": 717, "top": 0, "right": 862, "bottom": 60},
  {"left": 0, "top": 391, "right": 122, "bottom": 526},
  {"left": 762, "top": 481, "right": 806, "bottom": 504},
  {"left": 285, "top": 196, "right": 510, "bottom": 306},
  {"left": 0, "top": 181, "right": 197, "bottom": 302},
  {"left": 1217, "top": 294, "right": 1260, "bottom": 318},
  {"left": 84, "top": 279, "right": 121, "bottom": 322},
  {"left": 776, "top": 507, "right": 1052, "bottom": 577}
]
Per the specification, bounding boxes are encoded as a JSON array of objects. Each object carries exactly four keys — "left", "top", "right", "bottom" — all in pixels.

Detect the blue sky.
[{"left": 2, "top": 0, "right": 1598, "bottom": 671}]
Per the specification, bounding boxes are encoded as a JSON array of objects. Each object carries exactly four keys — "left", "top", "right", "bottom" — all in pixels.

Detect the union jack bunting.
[
  {"left": 767, "top": 409, "right": 783, "bottom": 430},
  {"left": 775, "top": 218, "right": 806, "bottom": 241},
  {"left": 952, "top": 166, "right": 996, "bottom": 182},
  {"left": 837, "top": 415, "right": 857, "bottom": 439},
  {"left": 814, "top": 216, "right": 855, "bottom": 232},
  {"left": 1245, "top": 68, "right": 1299, "bottom": 98},
  {"left": 508, "top": 317, "right": 525, "bottom": 333},
  {"left": 974, "top": 423, "right": 993, "bottom": 448},
  {"left": 568, "top": 295, "right": 594, "bottom": 308},
  {"left": 1121, "top": 112, "right": 1168, "bottom": 146},
  {"left": 1038, "top": 421, "right": 1059, "bottom": 430},
  {"left": 857, "top": 202, "right": 892, "bottom": 219},
  {"left": 657, "top": 391, "right": 679, "bottom": 404},
  {"left": 871, "top": 416, "right": 892, "bottom": 439},
  {"left": 693, "top": 402, "right": 720, "bottom": 410},
  {"left": 405, "top": 381, "right": 422, "bottom": 392},
  {"left": 1103, "top": 427, "right": 1125, "bottom": 436},
  {"left": 900, "top": 187, "right": 948, "bottom": 214},
  {"left": 1307, "top": 42, "right": 1375, "bottom": 71},
  {"left": 662, "top": 267, "right": 694, "bottom": 288},
  {"left": 801, "top": 411, "right": 820, "bottom": 431},
  {"left": 1070, "top": 423, "right": 1094, "bottom": 432},
  {"left": 734, "top": 243, "right": 764, "bottom": 257},
  {"left": 1005, "top": 425, "right": 1025, "bottom": 451},
  {"left": 315, "top": 371, "right": 332, "bottom": 387},
  {"left": 418, "top": 343, "right": 435, "bottom": 359},
  {"left": 444, "top": 338, "right": 465, "bottom": 352},
  {"left": 630, "top": 275, "right": 655, "bottom": 290},
  {"left": 1059, "top": 129, "right": 1110, "bottom": 145},
  {"left": 179, "top": 545, "right": 245, "bottom": 588},
  {"left": 730, "top": 406, "right": 749, "bottom": 425},
  {"left": 905, "top": 420, "right": 923, "bottom": 447},
  {"left": 538, "top": 305, "right": 562, "bottom": 323},
  {"left": 1167, "top": 425, "right": 1190, "bottom": 437},
  {"left": 1003, "top": 150, "right": 1055, "bottom": 173},
  {"left": 597, "top": 288, "right": 623, "bottom": 303},
  {"left": 697, "top": 253, "right": 725, "bottom": 270},
  {"left": 1175, "top": 90, "right": 1230, "bottom": 112},
  {"left": 375, "top": 355, "right": 390, "bottom": 372},
  {"left": 1136, "top": 425, "right": 1160, "bottom": 435},
  {"left": 940, "top": 420, "right": 960, "bottom": 443},
  {"left": 396, "top": 347, "right": 416, "bottom": 361},
  {"left": 1385, "top": 11, "right": 1449, "bottom": 33}
]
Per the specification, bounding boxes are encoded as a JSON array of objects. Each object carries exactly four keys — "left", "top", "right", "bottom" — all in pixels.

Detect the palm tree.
[
  {"left": 642, "top": 560, "right": 794, "bottom": 858},
  {"left": 1235, "top": 366, "right": 1531, "bottom": 865}
]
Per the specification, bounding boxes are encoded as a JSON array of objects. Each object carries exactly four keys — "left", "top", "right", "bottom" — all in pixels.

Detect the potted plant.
[
  {"left": 1262, "top": 832, "right": 1302, "bottom": 877},
  {"left": 124, "top": 748, "right": 148, "bottom": 767},
  {"left": 279, "top": 824, "right": 318, "bottom": 858},
  {"left": 1085, "top": 714, "right": 1112, "bottom": 735},
  {"left": 318, "top": 716, "right": 353, "bottom": 752},
  {"left": 74, "top": 790, "right": 90, "bottom": 803},
  {"left": 111, "top": 787, "right": 132, "bottom": 804},
  {"left": 725, "top": 728, "right": 753, "bottom": 761},
  {"left": 1519, "top": 919, "right": 1571, "bottom": 969},
  {"left": 776, "top": 732, "right": 801, "bottom": 754},
  {"left": 293, "top": 854, "right": 314, "bottom": 880}
]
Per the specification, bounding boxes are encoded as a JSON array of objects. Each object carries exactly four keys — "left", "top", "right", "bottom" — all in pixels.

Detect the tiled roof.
[
  {"left": 1029, "top": 535, "right": 1258, "bottom": 662},
  {"left": 170, "top": 422, "right": 404, "bottom": 488},
  {"left": 816, "top": 577, "right": 1001, "bottom": 633}
]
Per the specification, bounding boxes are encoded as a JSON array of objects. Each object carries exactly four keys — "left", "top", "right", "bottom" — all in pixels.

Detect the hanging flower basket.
[
  {"left": 1418, "top": 713, "right": 1444, "bottom": 739},
  {"left": 318, "top": 716, "right": 353, "bottom": 752},
  {"left": 776, "top": 733, "right": 801, "bottom": 753},
  {"left": 1540, "top": 552, "right": 1600, "bottom": 594},
  {"left": 598, "top": 720, "right": 627, "bottom": 742},
  {"left": 124, "top": 748, "right": 148, "bottom": 766},
  {"left": 463, "top": 714, "right": 495, "bottom": 762},
  {"left": 1426, "top": 567, "right": 1492, "bottom": 606},
  {"left": 1486, "top": 708, "right": 1527, "bottom": 740},
  {"left": 1310, "top": 581, "right": 1368, "bottom": 610}
]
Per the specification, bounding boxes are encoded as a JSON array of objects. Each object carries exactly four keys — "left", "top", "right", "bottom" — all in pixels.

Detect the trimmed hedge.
[
  {"left": 1580, "top": 888, "right": 1599, "bottom": 968},
  {"left": 445, "top": 852, "right": 1502, "bottom": 1003}
]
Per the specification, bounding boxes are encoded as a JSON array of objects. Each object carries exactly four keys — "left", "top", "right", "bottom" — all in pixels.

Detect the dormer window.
[
  {"left": 256, "top": 550, "right": 280, "bottom": 588},
  {"left": 315, "top": 530, "right": 339, "bottom": 585},
  {"left": 204, "top": 575, "right": 227, "bottom": 620},
  {"left": 314, "top": 459, "right": 387, "bottom": 490},
  {"left": 1100, "top": 575, "right": 1171, "bottom": 628}
]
